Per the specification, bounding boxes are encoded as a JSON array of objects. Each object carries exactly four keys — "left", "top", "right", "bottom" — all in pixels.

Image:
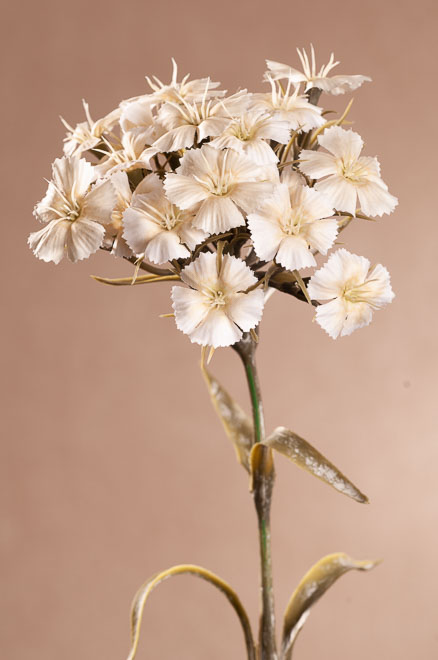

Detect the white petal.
[
  {"left": 276, "top": 235, "right": 316, "bottom": 270},
  {"left": 315, "top": 74, "right": 371, "bottom": 95},
  {"left": 219, "top": 255, "right": 258, "bottom": 293},
  {"left": 307, "top": 249, "right": 370, "bottom": 300},
  {"left": 82, "top": 178, "right": 117, "bottom": 224},
  {"left": 364, "top": 264, "right": 395, "bottom": 306},
  {"left": 172, "top": 286, "right": 210, "bottom": 334},
  {"left": 242, "top": 140, "right": 279, "bottom": 165},
  {"left": 66, "top": 218, "right": 105, "bottom": 262},
  {"left": 302, "top": 218, "right": 338, "bottom": 254},
  {"left": 145, "top": 231, "right": 190, "bottom": 264},
  {"left": 247, "top": 214, "right": 284, "bottom": 262},
  {"left": 356, "top": 181, "right": 398, "bottom": 217},
  {"left": 299, "top": 150, "right": 337, "bottom": 179},
  {"left": 177, "top": 222, "right": 208, "bottom": 251},
  {"left": 164, "top": 174, "right": 207, "bottom": 209},
  {"left": 318, "top": 126, "right": 363, "bottom": 161},
  {"left": 197, "top": 117, "right": 230, "bottom": 142},
  {"left": 153, "top": 125, "right": 197, "bottom": 152},
  {"left": 230, "top": 181, "right": 276, "bottom": 213},
  {"left": 28, "top": 219, "right": 70, "bottom": 264},
  {"left": 314, "top": 298, "right": 348, "bottom": 339},
  {"left": 189, "top": 308, "right": 242, "bottom": 347},
  {"left": 180, "top": 251, "right": 218, "bottom": 290},
  {"left": 226, "top": 289, "right": 265, "bottom": 331},
  {"left": 52, "top": 156, "right": 95, "bottom": 199},
  {"left": 340, "top": 302, "right": 373, "bottom": 336},
  {"left": 193, "top": 196, "right": 244, "bottom": 233},
  {"left": 315, "top": 175, "right": 357, "bottom": 214},
  {"left": 122, "top": 207, "right": 161, "bottom": 254}
]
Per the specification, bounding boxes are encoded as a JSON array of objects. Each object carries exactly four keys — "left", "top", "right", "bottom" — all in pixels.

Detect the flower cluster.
[{"left": 29, "top": 50, "right": 396, "bottom": 345}]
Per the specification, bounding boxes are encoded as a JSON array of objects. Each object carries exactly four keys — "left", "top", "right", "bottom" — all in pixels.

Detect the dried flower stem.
[{"left": 233, "top": 333, "right": 277, "bottom": 660}]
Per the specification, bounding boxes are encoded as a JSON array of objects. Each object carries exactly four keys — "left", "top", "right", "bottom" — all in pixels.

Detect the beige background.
[{"left": 1, "top": 0, "right": 437, "bottom": 658}]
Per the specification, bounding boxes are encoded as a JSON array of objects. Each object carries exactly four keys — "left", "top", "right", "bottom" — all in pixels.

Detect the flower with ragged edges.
[
  {"left": 123, "top": 173, "right": 207, "bottom": 265},
  {"left": 299, "top": 126, "right": 398, "bottom": 217},
  {"left": 265, "top": 46, "right": 371, "bottom": 95},
  {"left": 171, "top": 252, "right": 265, "bottom": 347},
  {"left": 247, "top": 180, "right": 337, "bottom": 271},
  {"left": 164, "top": 144, "right": 276, "bottom": 234},
  {"left": 307, "top": 248, "right": 394, "bottom": 339},
  {"left": 146, "top": 58, "right": 225, "bottom": 105},
  {"left": 61, "top": 100, "right": 121, "bottom": 157},
  {"left": 209, "top": 109, "right": 290, "bottom": 165},
  {"left": 252, "top": 77, "right": 325, "bottom": 132},
  {"left": 28, "top": 157, "right": 116, "bottom": 264},
  {"left": 94, "top": 128, "right": 158, "bottom": 177},
  {"left": 153, "top": 88, "right": 249, "bottom": 153}
]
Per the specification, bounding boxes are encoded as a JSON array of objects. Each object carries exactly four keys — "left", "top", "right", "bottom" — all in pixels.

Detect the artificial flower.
[
  {"left": 146, "top": 58, "right": 225, "bottom": 105},
  {"left": 252, "top": 77, "right": 325, "bottom": 131},
  {"left": 94, "top": 128, "right": 157, "bottom": 177},
  {"left": 209, "top": 109, "right": 290, "bottom": 165},
  {"left": 164, "top": 144, "right": 276, "bottom": 234},
  {"left": 171, "top": 252, "right": 265, "bottom": 347},
  {"left": 307, "top": 248, "right": 394, "bottom": 338},
  {"left": 123, "top": 173, "right": 207, "bottom": 264},
  {"left": 299, "top": 126, "right": 398, "bottom": 216},
  {"left": 247, "top": 181, "right": 337, "bottom": 270},
  {"left": 265, "top": 46, "right": 371, "bottom": 95},
  {"left": 61, "top": 100, "right": 121, "bottom": 157},
  {"left": 153, "top": 88, "right": 248, "bottom": 153},
  {"left": 28, "top": 157, "right": 116, "bottom": 263},
  {"left": 103, "top": 171, "right": 133, "bottom": 257}
]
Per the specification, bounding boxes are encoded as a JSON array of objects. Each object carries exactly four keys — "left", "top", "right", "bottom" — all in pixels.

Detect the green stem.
[{"left": 233, "top": 334, "right": 277, "bottom": 660}]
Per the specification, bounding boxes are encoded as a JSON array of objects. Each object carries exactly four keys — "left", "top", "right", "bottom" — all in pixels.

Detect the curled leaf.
[
  {"left": 201, "top": 364, "right": 253, "bottom": 472},
  {"left": 91, "top": 273, "right": 180, "bottom": 286},
  {"left": 127, "top": 564, "right": 256, "bottom": 660},
  {"left": 263, "top": 427, "right": 368, "bottom": 503},
  {"left": 281, "top": 553, "right": 379, "bottom": 659}
]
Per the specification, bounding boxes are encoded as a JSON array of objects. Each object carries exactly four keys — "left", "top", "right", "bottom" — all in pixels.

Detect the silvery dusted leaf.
[
  {"left": 201, "top": 364, "right": 253, "bottom": 471},
  {"left": 263, "top": 426, "right": 368, "bottom": 503},
  {"left": 281, "top": 553, "right": 379, "bottom": 659},
  {"left": 127, "top": 564, "right": 255, "bottom": 660}
]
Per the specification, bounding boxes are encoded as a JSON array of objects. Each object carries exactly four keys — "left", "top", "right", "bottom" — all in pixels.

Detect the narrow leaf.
[
  {"left": 263, "top": 426, "right": 368, "bottom": 503},
  {"left": 281, "top": 553, "right": 379, "bottom": 659},
  {"left": 91, "top": 274, "right": 180, "bottom": 286},
  {"left": 127, "top": 564, "right": 256, "bottom": 660},
  {"left": 201, "top": 364, "right": 253, "bottom": 472}
]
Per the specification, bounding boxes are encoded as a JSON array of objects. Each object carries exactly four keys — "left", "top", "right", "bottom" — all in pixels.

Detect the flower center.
[
  {"left": 206, "top": 288, "right": 228, "bottom": 309},
  {"left": 340, "top": 158, "right": 369, "bottom": 183},
  {"left": 281, "top": 207, "right": 308, "bottom": 236},
  {"left": 343, "top": 279, "right": 381, "bottom": 309}
]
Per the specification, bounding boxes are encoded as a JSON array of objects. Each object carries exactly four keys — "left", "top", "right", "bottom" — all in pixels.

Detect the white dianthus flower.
[
  {"left": 299, "top": 126, "right": 398, "bottom": 217},
  {"left": 171, "top": 252, "right": 265, "bottom": 347},
  {"left": 122, "top": 173, "right": 207, "bottom": 265},
  {"left": 252, "top": 77, "right": 325, "bottom": 132},
  {"left": 265, "top": 46, "right": 371, "bottom": 95},
  {"left": 146, "top": 58, "right": 225, "bottom": 105},
  {"left": 164, "top": 144, "right": 276, "bottom": 234},
  {"left": 28, "top": 157, "right": 116, "bottom": 264},
  {"left": 209, "top": 109, "right": 290, "bottom": 165},
  {"left": 61, "top": 100, "right": 121, "bottom": 157},
  {"left": 307, "top": 248, "right": 394, "bottom": 339},
  {"left": 247, "top": 181, "right": 337, "bottom": 271}
]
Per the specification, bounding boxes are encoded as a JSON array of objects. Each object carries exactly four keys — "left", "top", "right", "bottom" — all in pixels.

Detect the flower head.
[
  {"left": 123, "top": 174, "right": 207, "bottom": 264},
  {"left": 61, "top": 100, "right": 121, "bottom": 157},
  {"left": 146, "top": 58, "right": 225, "bottom": 105},
  {"left": 28, "top": 157, "right": 116, "bottom": 263},
  {"left": 265, "top": 46, "right": 371, "bottom": 95},
  {"left": 307, "top": 248, "right": 394, "bottom": 338},
  {"left": 171, "top": 252, "right": 265, "bottom": 347},
  {"left": 164, "top": 144, "right": 276, "bottom": 234},
  {"left": 209, "top": 109, "right": 290, "bottom": 165},
  {"left": 299, "top": 126, "right": 398, "bottom": 216},
  {"left": 252, "top": 77, "right": 325, "bottom": 131},
  {"left": 248, "top": 181, "right": 337, "bottom": 271}
]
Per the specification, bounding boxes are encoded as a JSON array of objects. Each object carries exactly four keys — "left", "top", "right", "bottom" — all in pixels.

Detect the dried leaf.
[
  {"left": 263, "top": 427, "right": 368, "bottom": 503},
  {"left": 201, "top": 364, "right": 253, "bottom": 472},
  {"left": 91, "top": 274, "right": 180, "bottom": 286},
  {"left": 127, "top": 564, "right": 256, "bottom": 660},
  {"left": 281, "top": 553, "right": 379, "bottom": 659}
]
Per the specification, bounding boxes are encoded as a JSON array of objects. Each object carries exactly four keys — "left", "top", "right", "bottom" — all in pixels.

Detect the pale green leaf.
[
  {"left": 91, "top": 273, "right": 180, "bottom": 286},
  {"left": 263, "top": 426, "right": 368, "bottom": 503}
]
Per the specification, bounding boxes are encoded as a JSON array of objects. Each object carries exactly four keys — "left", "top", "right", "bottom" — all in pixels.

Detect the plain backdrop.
[{"left": 1, "top": 1, "right": 437, "bottom": 658}]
